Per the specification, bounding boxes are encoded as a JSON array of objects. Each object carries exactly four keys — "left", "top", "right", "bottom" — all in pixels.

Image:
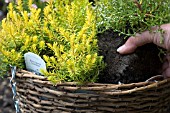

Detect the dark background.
[{"left": 0, "top": 78, "right": 15, "bottom": 113}]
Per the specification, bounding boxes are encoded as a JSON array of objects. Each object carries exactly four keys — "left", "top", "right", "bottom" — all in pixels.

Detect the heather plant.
[
  {"left": 96, "top": 0, "right": 170, "bottom": 38},
  {"left": 0, "top": 0, "right": 105, "bottom": 83}
]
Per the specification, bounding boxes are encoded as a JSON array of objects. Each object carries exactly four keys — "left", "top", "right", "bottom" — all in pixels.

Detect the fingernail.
[{"left": 117, "top": 45, "right": 125, "bottom": 53}]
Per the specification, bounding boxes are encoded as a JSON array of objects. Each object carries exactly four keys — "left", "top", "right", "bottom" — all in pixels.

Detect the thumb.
[{"left": 117, "top": 33, "right": 152, "bottom": 54}]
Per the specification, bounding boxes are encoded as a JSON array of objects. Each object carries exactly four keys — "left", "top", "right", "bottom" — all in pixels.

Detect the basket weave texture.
[{"left": 14, "top": 70, "right": 170, "bottom": 113}]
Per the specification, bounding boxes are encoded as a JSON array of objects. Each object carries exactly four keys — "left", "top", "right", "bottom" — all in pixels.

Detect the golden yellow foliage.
[{"left": 0, "top": 0, "right": 105, "bottom": 83}]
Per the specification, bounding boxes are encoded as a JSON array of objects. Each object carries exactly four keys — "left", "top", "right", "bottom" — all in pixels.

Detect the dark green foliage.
[{"left": 96, "top": 0, "right": 170, "bottom": 36}]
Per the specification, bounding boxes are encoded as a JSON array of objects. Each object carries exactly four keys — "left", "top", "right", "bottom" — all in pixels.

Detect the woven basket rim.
[
  {"left": 16, "top": 69, "right": 168, "bottom": 83},
  {"left": 14, "top": 69, "right": 170, "bottom": 95}
]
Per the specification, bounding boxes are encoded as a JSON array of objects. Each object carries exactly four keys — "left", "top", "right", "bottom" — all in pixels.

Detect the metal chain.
[{"left": 10, "top": 65, "right": 20, "bottom": 113}]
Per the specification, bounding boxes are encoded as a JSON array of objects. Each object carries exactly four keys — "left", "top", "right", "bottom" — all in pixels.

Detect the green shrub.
[
  {"left": 0, "top": 0, "right": 105, "bottom": 83},
  {"left": 96, "top": 0, "right": 170, "bottom": 37}
]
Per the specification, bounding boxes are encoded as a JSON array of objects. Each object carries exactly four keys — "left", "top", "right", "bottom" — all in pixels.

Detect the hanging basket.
[{"left": 13, "top": 69, "right": 170, "bottom": 113}]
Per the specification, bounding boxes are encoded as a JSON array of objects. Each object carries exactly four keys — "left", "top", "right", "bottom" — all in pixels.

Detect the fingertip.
[
  {"left": 117, "top": 45, "right": 126, "bottom": 53},
  {"left": 117, "top": 44, "right": 136, "bottom": 54}
]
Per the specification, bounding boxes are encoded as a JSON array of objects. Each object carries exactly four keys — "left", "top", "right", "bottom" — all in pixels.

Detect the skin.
[{"left": 117, "top": 23, "right": 170, "bottom": 78}]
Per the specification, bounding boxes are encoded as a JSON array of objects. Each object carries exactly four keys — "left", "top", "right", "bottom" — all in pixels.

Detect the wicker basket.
[{"left": 13, "top": 70, "right": 170, "bottom": 113}]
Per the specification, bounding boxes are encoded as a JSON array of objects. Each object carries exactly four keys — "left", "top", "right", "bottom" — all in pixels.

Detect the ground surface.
[{"left": 0, "top": 78, "right": 15, "bottom": 113}]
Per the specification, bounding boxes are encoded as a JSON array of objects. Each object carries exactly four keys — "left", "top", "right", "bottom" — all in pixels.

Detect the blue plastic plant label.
[{"left": 24, "top": 52, "right": 46, "bottom": 75}]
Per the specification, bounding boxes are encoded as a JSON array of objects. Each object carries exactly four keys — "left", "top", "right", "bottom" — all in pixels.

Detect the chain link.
[{"left": 10, "top": 65, "right": 20, "bottom": 113}]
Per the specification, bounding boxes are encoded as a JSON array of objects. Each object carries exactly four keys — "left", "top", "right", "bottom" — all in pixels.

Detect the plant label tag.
[{"left": 24, "top": 52, "right": 46, "bottom": 75}]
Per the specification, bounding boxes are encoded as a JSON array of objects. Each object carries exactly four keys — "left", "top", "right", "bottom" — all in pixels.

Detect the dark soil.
[{"left": 97, "top": 29, "right": 164, "bottom": 84}]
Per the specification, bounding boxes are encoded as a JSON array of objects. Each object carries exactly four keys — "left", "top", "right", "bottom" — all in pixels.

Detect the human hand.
[{"left": 117, "top": 23, "right": 170, "bottom": 78}]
